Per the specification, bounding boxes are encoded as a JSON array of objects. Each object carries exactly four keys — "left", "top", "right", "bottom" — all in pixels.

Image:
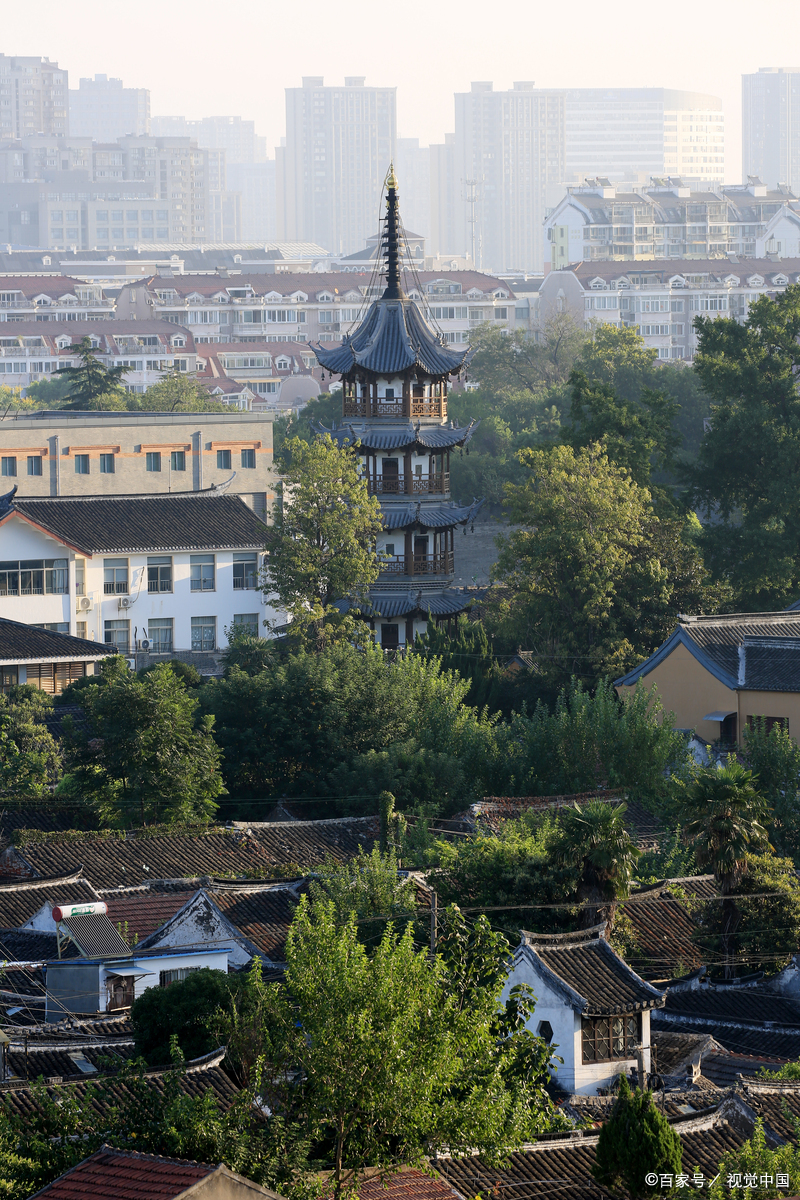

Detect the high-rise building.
[
  {"left": 0, "top": 55, "right": 68, "bottom": 139},
  {"left": 742, "top": 69, "right": 800, "bottom": 190},
  {"left": 453, "top": 82, "right": 565, "bottom": 273},
  {"left": 69, "top": 74, "right": 150, "bottom": 141},
  {"left": 428, "top": 136, "right": 458, "bottom": 258},
  {"left": 565, "top": 89, "right": 725, "bottom": 184},
  {"left": 395, "top": 138, "right": 431, "bottom": 240},
  {"left": 227, "top": 161, "right": 276, "bottom": 242},
  {"left": 277, "top": 76, "right": 396, "bottom": 254},
  {"left": 151, "top": 114, "right": 267, "bottom": 164}
]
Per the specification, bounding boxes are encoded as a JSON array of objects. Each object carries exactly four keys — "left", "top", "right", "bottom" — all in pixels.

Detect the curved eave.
[
  {"left": 311, "top": 297, "right": 470, "bottom": 380},
  {"left": 614, "top": 625, "right": 738, "bottom": 690},
  {"left": 381, "top": 498, "right": 485, "bottom": 531},
  {"left": 315, "top": 420, "right": 480, "bottom": 453}
]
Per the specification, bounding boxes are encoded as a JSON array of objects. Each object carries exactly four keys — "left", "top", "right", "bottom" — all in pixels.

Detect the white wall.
[{"left": 100, "top": 948, "right": 229, "bottom": 1007}]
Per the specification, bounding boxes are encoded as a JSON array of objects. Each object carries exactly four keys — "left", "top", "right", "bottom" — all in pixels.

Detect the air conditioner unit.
[
  {"left": 125, "top": 657, "right": 136, "bottom": 670},
  {"left": 139, "top": 638, "right": 151, "bottom": 651},
  {"left": 78, "top": 595, "right": 92, "bottom": 611},
  {"left": 119, "top": 597, "right": 131, "bottom": 609}
]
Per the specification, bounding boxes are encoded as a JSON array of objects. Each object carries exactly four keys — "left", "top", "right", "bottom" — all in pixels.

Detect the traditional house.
[
  {"left": 615, "top": 611, "right": 800, "bottom": 745},
  {"left": 502, "top": 924, "right": 666, "bottom": 1094},
  {"left": 0, "top": 617, "right": 113, "bottom": 695},
  {"left": 29, "top": 1145, "right": 285, "bottom": 1200},
  {"left": 312, "top": 168, "right": 483, "bottom": 647}
]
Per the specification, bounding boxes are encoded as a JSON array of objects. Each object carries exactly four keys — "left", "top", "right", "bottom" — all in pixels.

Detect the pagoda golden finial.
[{"left": 386, "top": 162, "right": 398, "bottom": 191}]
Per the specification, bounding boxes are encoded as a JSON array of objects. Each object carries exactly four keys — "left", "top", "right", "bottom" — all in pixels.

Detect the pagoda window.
[
  {"left": 381, "top": 624, "right": 400, "bottom": 650},
  {"left": 385, "top": 387, "right": 395, "bottom": 399}
]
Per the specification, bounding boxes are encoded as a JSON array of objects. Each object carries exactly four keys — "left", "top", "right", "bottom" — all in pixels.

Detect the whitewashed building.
[
  {"left": 0, "top": 487, "right": 278, "bottom": 673},
  {"left": 502, "top": 925, "right": 665, "bottom": 1095}
]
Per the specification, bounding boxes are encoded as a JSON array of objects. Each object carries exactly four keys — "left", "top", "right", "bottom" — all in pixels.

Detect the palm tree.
[
  {"left": 680, "top": 758, "right": 771, "bottom": 976},
  {"left": 553, "top": 800, "right": 640, "bottom": 930}
]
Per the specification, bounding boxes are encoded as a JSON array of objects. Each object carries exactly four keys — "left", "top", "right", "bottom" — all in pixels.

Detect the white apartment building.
[
  {"left": 116, "top": 270, "right": 516, "bottom": 348},
  {"left": 453, "top": 82, "right": 566, "bottom": 274},
  {"left": 0, "top": 491, "right": 278, "bottom": 657},
  {"left": 0, "top": 408, "right": 276, "bottom": 519},
  {"left": 0, "top": 56, "right": 69, "bottom": 140},
  {"left": 277, "top": 77, "right": 396, "bottom": 255},
  {"left": 69, "top": 75, "right": 150, "bottom": 142},
  {"left": 537, "top": 257, "right": 800, "bottom": 363},
  {"left": 545, "top": 179, "right": 799, "bottom": 268},
  {"left": 564, "top": 89, "right": 725, "bottom": 184}
]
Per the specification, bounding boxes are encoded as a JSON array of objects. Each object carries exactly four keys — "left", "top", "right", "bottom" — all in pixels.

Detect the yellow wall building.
[{"left": 614, "top": 612, "right": 800, "bottom": 744}]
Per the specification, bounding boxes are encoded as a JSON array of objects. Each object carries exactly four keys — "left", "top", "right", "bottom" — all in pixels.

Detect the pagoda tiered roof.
[
  {"left": 337, "top": 590, "right": 473, "bottom": 619},
  {"left": 312, "top": 297, "right": 470, "bottom": 378},
  {"left": 318, "top": 419, "right": 479, "bottom": 452},
  {"left": 381, "top": 499, "right": 484, "bottom": 530}
]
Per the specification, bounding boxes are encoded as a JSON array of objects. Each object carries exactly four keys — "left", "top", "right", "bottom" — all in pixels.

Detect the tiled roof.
[
  {"left": 8, "top": 493, "right": 267, "bottom": 555},
  {"left": 0, "top": 928, "right": 80, "bottom": 962},
  {"left": 700, "top": 1050, "right": 789, "bottom": 1089},
  {"left": 27, "top": 1145, "right": 216, "bottom": 1199},
  {"left": 564, "top": 1089, "right": 720, "bottom": 1128},
  {"left": 322, "top": 421, "right": 479, "bottom": 454},
  {"left": 103, "top": 892, "right": 190, "bottom": 942},
  {"left": 0, "top": 875, "right": 100, "bottom": 930},
  {"left": 11, "top": 819, "right": 380, "bottom": 888},
  {"left": 741, "top": 1080, "right": 800, "bottom": 1142},
  {"left": 0, "top": 1048, "right": 239, "bottom": 1121},
  {"left": 329, "top": 1169, "right": 463, "bottom": 1200},
  {"left": 208, "top": 885, "right": 298, "bottom": 960},
  {"left": 141, "top": 269, "right": 511, "bottom": 301},
  {"left": 381, "top": 502, "right": 483, "bottom": 531},
  {"left": 313, "top": 297, "right": 469, "bottom": 377},
  {"left": 438, "top": 1115, "right": 750, "bottom": 1200},
  {"left": 622, "top": 877, "right": 717, "bottom": 980},
  {"left": 652, "top": 1011, "right": 800, "bottom": 1060},
  {"left": 740, "top": 638, "right": 800, "bottom": 691},
  {"left": 518, "top": 926, "right": 666, "bottom": 1015},
  {"left": 0, "top": 618, "right": 112, "bottom": 665},
  {"left": 664, "top": 987, "right": 800, "bottom": 1026},
  {"left": 7, "top": 1041, "right": 135, "bottom": 1082},
  {"left": 651, "top": 1029, "right": 722, "bottom": 1075}
]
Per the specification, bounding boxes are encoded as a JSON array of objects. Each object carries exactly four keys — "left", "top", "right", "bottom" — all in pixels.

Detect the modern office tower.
[
  {"left": 277, "top": 76, "right": 396, "bottom": 254},
  {"left": 395, "top": 138, "right": 431, "bottom": 239},
  {"left": 743, "top": 69, "right": 800, "bottom": 190},
  {"left": 69, "top": 74, "right": 150, "bottom": 140},
  {"left": 453, "top": 82, "right": 565, "bottom": 273},
  {"left": 0, "top": 56, "right": 68, "bottom": 138},
  {"left": 227, "top": 161, "right": 277, "bottom": 242},
  {"left": 565, "top": 89, "right": 725, "bottom": 184},
  {"left": 152, "top": 115, "right": 267, "bottom": 164}
]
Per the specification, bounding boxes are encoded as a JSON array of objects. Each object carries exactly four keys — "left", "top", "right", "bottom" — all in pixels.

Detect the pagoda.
[{"left": 312, "top": 167, "right": 483, "bottom": 651}]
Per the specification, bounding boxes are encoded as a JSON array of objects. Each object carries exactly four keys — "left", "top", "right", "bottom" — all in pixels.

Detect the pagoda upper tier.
[{"left": 312, "top": 165, "right": 470, "bottom": 384}]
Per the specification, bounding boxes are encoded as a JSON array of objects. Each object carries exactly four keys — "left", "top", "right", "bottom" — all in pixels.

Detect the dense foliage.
[{"left": 592, "top": 1075, "right": 683, "bottom": 1198}]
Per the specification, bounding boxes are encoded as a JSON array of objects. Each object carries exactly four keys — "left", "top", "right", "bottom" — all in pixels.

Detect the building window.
[
  {"left": 1, "top": 456, "right": 16, "bottom": 477},
  {"left": 147, "top": 556, "right": 172, "bottom": 593},
  {"left": 32, "top": 622, "right": 69, "bottom": 633},
  {"left": 190, "top": 554, "right": 215, "bottom": 591},
  {"left": 45, "top": 559, "right": 68, "bottom": 594},
  {"left": 104, "top": 619, "right": 130, "bottom": 653},
  {"left": 216, "top": 448, "right": 231, "bottom": 470},
  {"left": 233, "top": 613, "right": 259, "bottom": 637},
  {"left": 160, "top": 967, "right": 200, "bottom": 987},
  {"left": 146, "top": 451, "right": 162, "bottom": 472},
  {"left": 191, "top": 615, "right": 216, "bottom": 651},
  {"left": 75, "top": 559, "right": 85, "bottom": 596},
  {"left": 99, "top": 453, "right": 115, "bottom": 474},
  {"left": 380, "top": 623, "right": 400, "bottom": 650},
  {"left": 746, "top": 715, "right": 789, "bottom": 736},
  {"left": 0, "top": 665, "right": 18, "bottom": 693},
  {"left": 76, "top": 621, "right": 87, "bottom": 639},
  {"left": 27, "top": 455, "right": 42, "bottom": 476},
  {"left": 170, "top": 450, "right": 185, "bottom": 471},
  {"left": 147, "top": 618, "right": 173, "bottom": 653},
  {"left": 581, "top": 1014, "right": 641, "bottom": 1063},
  {"left": 103, "top": 558, "right": 128, "bottom": 595},
  {"left": 74, "top": 454, "right": 90, "bottom": 475},
  {"left": 233, "top": 553, "right": 258, "bottom": 590},
  {"left": 241, "top": 448, "right": 256, "bottom": 469}
]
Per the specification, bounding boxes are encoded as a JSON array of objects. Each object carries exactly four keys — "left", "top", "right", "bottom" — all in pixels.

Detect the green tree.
[
  {"left": 22, "top": 373, "right": 74, "bottom": 407},
  {"left": 414, "top": 614, "right": 512, "bottom": 710},
  {"left": 221, "top": 625, "right": 274, "bottom": 677},
  {"left": 573, "top": 323, "right": 659, "bottom": 404},
  {"left": 55, "top": 337, "right": 129, "bottom": 408},
  {"left": 257, "top": 896, "right": 558, "bottom": 1197},
  {"left": 550, "top": 801, "right": 641, "bottom": 928},
  {"left": 308, "top": 845, "right": 417, "bottom": 945},
  {"left": 688, "top": 283, "right": 800, "bottom": 608},
  {"left": 135, "top": 373, "right": 231, "bottom": 412},
  {"left": 592, "top": 1074, "right": 682, "bottom": 1198},
  {"left": 468, "top": 314, "right": 587, "bottom": 395},
  {"left": 679, "top": 759, "right": 771, "bottom": 973},
  {"left": 0, "top": 691, "right": 62, "bottom": 796},
  {"left": 743, "top": 719, "right": 800, "bottom": 862},
  {"left": 131, "top": 967, "right": 233, "bottom": 1065},
  {"left": 708, "top": 1117, "right": 800, "bottom": 1200},
  {"left": 66, "top": 658, "right": 224, "bottom": 826},
  {"left": 274, "top": 391, "right": 343, "bottom": 463},
  {"left": 265, "top": 433, "right": 384, "bottom": 643}
]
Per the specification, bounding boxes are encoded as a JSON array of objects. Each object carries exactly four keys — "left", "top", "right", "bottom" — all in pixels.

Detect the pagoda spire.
[{"left": 382, "top": 163, "right": 403, "bottom": 300}]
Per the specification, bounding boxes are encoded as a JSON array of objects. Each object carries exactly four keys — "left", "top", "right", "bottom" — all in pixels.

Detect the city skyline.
[{"left": 2, "top": 0, "right": 798, "bottom": 182}]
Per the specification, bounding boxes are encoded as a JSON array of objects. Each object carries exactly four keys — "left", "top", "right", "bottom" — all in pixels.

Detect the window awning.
[{"left": 703, "top": 710, "right": 737, "bottom": 721}]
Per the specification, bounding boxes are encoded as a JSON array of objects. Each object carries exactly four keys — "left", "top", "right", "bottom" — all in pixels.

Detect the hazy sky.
[{"left": 6, "top": 0, "right": 800, "bottom": 180}]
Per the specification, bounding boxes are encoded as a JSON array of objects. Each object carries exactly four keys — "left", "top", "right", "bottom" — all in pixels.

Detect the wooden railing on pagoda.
[
  {"left": 368, "top": 472, "right": 450, "bottom": 496},
  {"left": 342, "top": 382, "right": 447, "bottom": 421},
  {"left": 378, "top": 552, "right": 455, "bottom": 577}
]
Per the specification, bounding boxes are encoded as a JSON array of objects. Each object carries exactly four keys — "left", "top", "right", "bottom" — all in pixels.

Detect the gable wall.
[
  {"left": 142, "top": 893, "right": 253, "bottom": 968},
  {"left": 616, "top": 640, "right": 738, "bottom": 741}
]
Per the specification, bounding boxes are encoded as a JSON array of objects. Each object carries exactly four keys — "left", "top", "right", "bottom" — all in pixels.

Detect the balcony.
[
  {"left": 368, "top": 473, "right": 449, "bottom": 496},
  {"left": 411, "top": 399, "right": 446, "bottom": 419},
  {"left": 342, "top": 398, "right": 447, "bottom": 419},
  {"left": 379, "top": 552, "right": 455, "bottom": 577}
]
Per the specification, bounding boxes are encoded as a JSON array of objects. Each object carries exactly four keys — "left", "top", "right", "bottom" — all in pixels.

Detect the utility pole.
[
  {"left": 462, "top": 178, "right": 481, "bottom": 269},
  {"left": 429, "top": 889, "right": 438, "bottom": 960}
]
